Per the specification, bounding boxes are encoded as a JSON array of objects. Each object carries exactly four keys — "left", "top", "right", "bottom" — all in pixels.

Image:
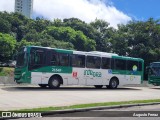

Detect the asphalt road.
[
  {"left": 0, "top": 85, "right": 160, "bottom": 111},
  {"left": 16, "top": 104, "right": 160, "bottom": 120}
]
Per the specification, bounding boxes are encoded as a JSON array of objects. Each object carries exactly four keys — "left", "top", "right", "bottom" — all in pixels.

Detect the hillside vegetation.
[{"left": 0, "top": 11, "right": 160, "bottom": 68}]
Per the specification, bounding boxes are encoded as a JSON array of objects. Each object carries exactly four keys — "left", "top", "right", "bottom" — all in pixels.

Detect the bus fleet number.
[{"left": 52, "top": 68, "right": 62, "bottom": 72}]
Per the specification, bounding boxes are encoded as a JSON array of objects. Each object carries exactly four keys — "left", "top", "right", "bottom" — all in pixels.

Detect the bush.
[{"left": 0, "top": 67, "right": 14, "bottom": 76}]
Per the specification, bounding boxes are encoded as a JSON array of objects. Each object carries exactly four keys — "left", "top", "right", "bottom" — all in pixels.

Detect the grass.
[
  {"left": 12, "top": 99, "right": 160, "bottom": 112},
  {"left": 0, "top": 67, "right": 14, "bottom": 76}
]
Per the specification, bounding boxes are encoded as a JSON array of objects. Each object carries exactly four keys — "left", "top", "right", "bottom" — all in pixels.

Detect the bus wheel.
[
  {"left": 39, "top": 84, "right": 47, "bottom": 88},
  {"left": 108, "top": 78, "right": 118, "bottom": 89},
  {"left": 48, "top": 77, "right": 60, "bottom": 89},
  {"left": 94, "top": 85, "right": 103, "bottom": 89}
]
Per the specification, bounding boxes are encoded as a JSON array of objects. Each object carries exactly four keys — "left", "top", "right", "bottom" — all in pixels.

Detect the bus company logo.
[
  {"left": 84, "top": 70, "right": 101, "bottom": 77},
  {"left": 2, "top": 112, "right": 11, "bottom": 118},
  {"left": 108, "top": 69, "right": 112, "bottom": 74},
  {"left": 72, "top": 72, "right": 77, "bottom": 77},
  {"left": 130, "top": 75, "right": 135, "bottom": 81}
]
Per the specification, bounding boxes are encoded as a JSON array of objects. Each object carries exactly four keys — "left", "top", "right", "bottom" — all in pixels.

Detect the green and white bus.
[
  {"left": 146, "top": 62, "right": 160, "bottom": 86},
  {"left": 14, "top": 46, "right": 144, "bottom": 89}
]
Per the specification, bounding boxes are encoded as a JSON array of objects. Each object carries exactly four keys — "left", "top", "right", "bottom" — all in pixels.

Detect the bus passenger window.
[
  {"left": 86, "top": 56, "right": 101, "bottom": 69},
  {"left": 30, "top": 50, "right": 44, "bottom": 65},
  {"left": 127, "top": 60, "right": 139, "bottom": 71},
  {"left": 59, "top": 53, "right": 69, "bottom": 66},
  {"left": 51, "top": 54, "right": 58, "bottom": 66},
  {"left": 101, "top": 57, "right": 111, "bottom": 69},
  {"left": 115, "top": 59, "right": 126, "bottom": 70},
  {"left": 70, "top": 54, "right": 85, "bottom": 68}
]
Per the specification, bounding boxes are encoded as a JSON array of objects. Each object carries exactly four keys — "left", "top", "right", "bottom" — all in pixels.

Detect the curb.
[
  {"left": 1, "top": 102, "right": 160, "bottom": 119},
  {"left": 41, "top": 102, "right": 160, "bottom": 116}
]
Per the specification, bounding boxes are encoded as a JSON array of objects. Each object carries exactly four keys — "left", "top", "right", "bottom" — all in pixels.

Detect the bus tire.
[
  {"left": 94, "top": 85, "right": 103, "bottom": 89},
  {"left": 48, "top": 77, "right": 60, "bottom": 89},
  {"left": 39, "top": 84, "right": 47, "bottom": 88},
  {"left": 108, "top": 78, "right": 118, "bottom": 89}
]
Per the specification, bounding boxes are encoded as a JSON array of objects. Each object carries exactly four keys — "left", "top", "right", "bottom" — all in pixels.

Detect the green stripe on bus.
[
  {"left": 112, "top": 55, "right": 143, "bottom": 61},
  {"left": 31, "top": 66, "right": 72, "bottom": 73},
  {"left": 55, "top": 49, "right": 73, "bottom": 54}
]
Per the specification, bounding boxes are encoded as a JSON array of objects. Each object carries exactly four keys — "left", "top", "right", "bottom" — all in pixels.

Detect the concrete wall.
[{"left": 0, "top": 76, "right": 16, "bottom": 85}]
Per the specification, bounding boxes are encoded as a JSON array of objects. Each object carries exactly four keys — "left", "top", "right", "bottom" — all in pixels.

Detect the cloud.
[
  {"left": 0, "top": 0, "right": 15, "bottom": 12},
  {"left": 34, "top": 0, "right": 131, "bottom": 27},
  {"left": 0, "top": 0, "right": 131, "bottom": 28}
]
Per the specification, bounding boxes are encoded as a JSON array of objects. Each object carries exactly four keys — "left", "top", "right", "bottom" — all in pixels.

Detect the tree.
[
  {"left": 15, "top": 40, "right": 40, "bottom": 53},
  {"left": 45, "top": 26, "right": 96, "bottom": 51},
  {"left": 90, "top": 19, "right": 115, "bottom": 52},
  {"left": 0, "top": 33, "right": 16, "bottom": 62},
  {"left": 0, "top": 18, "right": 11, "bottom": 33},
  {"left": 114, "top": 18, "right": 160, "bottom": 67}
]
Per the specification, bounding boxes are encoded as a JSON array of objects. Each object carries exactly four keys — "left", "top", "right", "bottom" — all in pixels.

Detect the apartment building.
[{"left": 15, "top": 0, "right": 33, "bottom": 18}]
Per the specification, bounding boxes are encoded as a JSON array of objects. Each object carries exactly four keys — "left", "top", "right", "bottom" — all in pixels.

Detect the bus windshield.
[
  {"left": 150, "top": 67, "right": 160, "bottom": 76},
  {"left": 16, "top": 48, "right": 27, "bottom": 68}
]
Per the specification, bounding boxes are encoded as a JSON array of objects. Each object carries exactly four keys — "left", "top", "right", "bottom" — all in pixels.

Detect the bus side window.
[
  {"left": 35, "top": 52, "right": 43, "bottom": 64},
  {"left": 70, "top": 55, "right": 77, "bottom": 67},
  {"left": 101, "top": 57, "right": 111, "bottom": 69},
  {"left": 127, "top": 60, "right": 139, "bottom": 71},
  {"left": 77, "top": 55, "right": 85, "bottom": 68},
  {"left": 59, "top": 53, "right": 69, "bottom": 66},
  {"left": 95, "top": 57, "right": 101, "bottom": 69},
  {"left": 86, "top": 56, "right": 101, "bottom": 69},
  {"left": 115, "top": 59, "right": 126, "bottom": 70},
  {"left": 70, "top": 54, "right": 85, "bottom": 68},
  {"left": 51, "top": 53, "right": 58, "bottom": 66},
  {"left": 30, "top": 50, "right": 44, "bottom": 65}
]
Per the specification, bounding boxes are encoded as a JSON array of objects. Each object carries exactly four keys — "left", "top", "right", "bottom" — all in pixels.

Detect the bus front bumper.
[{"left": 148, "top": 78, "right": 160, "bottom": 86}]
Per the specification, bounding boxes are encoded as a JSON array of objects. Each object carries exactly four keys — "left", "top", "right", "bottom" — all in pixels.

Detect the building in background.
[{"left": 14, "top": 0, "right": 33, "bottom": 18}]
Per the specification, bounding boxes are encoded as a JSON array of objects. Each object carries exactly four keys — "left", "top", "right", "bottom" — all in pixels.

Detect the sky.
[
  {"left": 0, "top": 0, "right": 159, "bottom": 28},
  {"left": 111, "top": 0, "right": 160, "bottom": 20}
]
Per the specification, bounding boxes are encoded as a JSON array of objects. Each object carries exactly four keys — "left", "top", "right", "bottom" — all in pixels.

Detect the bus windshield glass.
[
  {"left": 150, "top": 67, "right": 160, "bottom": 76},
  {"left": 16, "top": 48, "right": 27, "bottom": 68}
]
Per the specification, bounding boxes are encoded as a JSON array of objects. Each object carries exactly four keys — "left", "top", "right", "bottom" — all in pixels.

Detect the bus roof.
[
  {"left": 113, "top": 55, "right": 143, "bottom": 61},
  {"left": 26, "top": 46, "right": 143, "bottom": 61},
  {"left": 151, "top": 62, "right": 160, "bottom": 64},
  {"left": 150, "top": 62, "right": 160, "bottom": 67},
  {"left": 89, "top": 51, "right": 118, "bottom": 56}
]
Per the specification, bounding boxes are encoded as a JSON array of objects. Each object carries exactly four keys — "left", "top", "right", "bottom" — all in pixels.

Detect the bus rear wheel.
[
  {"left": 94, "top": 85, "right": 103, "bottom": 89},
  {"left": 108, "top": 78, "right": 118, "bottom": 89}
]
